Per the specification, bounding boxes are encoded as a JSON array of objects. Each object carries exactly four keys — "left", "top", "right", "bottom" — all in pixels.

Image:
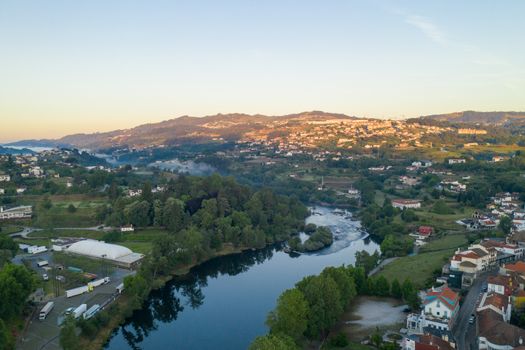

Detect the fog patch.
[{"left": 150, "top": 159, "right": 217, "bottom": 176}]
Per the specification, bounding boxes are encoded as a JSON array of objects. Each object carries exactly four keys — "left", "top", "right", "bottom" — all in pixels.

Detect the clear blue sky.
[{"left": 1, "top": 0, "right": 524, "bottom": 141}]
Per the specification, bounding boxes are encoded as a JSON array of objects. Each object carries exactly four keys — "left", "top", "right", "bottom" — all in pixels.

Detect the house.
[
  {"left": 411, "top": 160, "right": 432, "bottom": 168},
  {"left": 412, "top": 226, "right": 434, "bottom": 241},
  {"left": 502, "top": 261, "right": 525, "bottom": 276},
  {"left": 0, "top": 174, "right": 10, "bottom": 182},
  {"left": 403, "top": 334, "right": 454, "bottom": 350},
  {"left": 487, "top": 275, "right": 515, "bottom": 296},
  {"left": 448, "top": 158, "right": 466, "bottom": 165},
  {"left": 477, "top": 292, "right": 512, "bottom": 322},
  {"left": 481, "top": 239, "right": 524, "bottom": 262},
  {"left": 127, "top": 189, "right": 142, "bottom": 197},
  {"left": 406, "top": 286, "right": 459, "bottom": 341},
  {"left": 392, "top": 199, "right": 422, "bottom": 210},
  {"left": 477, "top": 308, "right": 525, "bottom": 349},
  {"left": 0, "top": 189, "right": 4, "bottom": 195},
  {"left": 400, "top": 176, "right": 420, "bottom": 187},
  {"left": 120, "top": 225, "right": 135, "bottom": 232},
  {"left": 0, "top": 206, "right": 32, "bottom": 220},
  {"left": 450, "top": 245, "right": 495, "bottom": 287}
]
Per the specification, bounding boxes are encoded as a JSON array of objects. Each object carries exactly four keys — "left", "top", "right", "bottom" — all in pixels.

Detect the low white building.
[
  {"left": 392, "top": 199, "right": 421, "bottom": 209},
  {"left": 0, "top": 206, "right": 32, "bottom": 220},
  {"left": 0, "top": 174, "right": 10, "bottom": 182}
]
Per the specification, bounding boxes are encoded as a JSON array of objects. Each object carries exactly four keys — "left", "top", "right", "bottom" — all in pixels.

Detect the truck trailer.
[
  {"left": 65, "top": 285, "right": 89, "bottom": 298},
  {"left": 39, "top": 301, "right": 54, "bottom": 320},
  {"left": 73, "top": 304, "right": 87, "bottom": 319}
]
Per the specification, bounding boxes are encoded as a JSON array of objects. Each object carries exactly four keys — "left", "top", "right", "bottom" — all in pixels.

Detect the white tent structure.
[{"left": 66, "top": 239, "right": 144, "bottom": 268}]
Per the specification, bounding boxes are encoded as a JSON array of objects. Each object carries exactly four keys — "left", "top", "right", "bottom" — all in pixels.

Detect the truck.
[
  {"left": 88, "top": 277, "right": 110, "bottom": 288},
  {"left": 73, "top": 304, "right": 87, "bottom": 319},
  {"left": 39, "top": 301, "right": 54, "bottom": 320},
  {"left": 65, "top": 285, "right": 89, "bottom": 298},
  {"left": 83, "top": 304, "right": 100, "bottom": 320},
  {"left": 116, "top": 282, "right": 124, "bottom": 294},
  {"left": 37, "top": 260, "right": 49, "bottom": 267}
]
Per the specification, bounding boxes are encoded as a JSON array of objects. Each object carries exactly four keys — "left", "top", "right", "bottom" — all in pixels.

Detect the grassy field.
[
  {"left": 28, "top": 229, "right": 106, "bottom": 239},
  {"left": 26, "top": 227, "right": 170, "bottom": 255},
  {"left": 378, "top": 233, "right": 467, "bottom": 288},
  {"left": 0, "top": 225, "right": 23, "bottom": 235}
]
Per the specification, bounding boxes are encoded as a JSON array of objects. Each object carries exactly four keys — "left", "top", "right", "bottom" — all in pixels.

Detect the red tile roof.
[
  {"left": 425, "top": 286, "right": 459, "bottom": 310},
  {"left": 505, "top": 261, "right": 525, "bottom": 275}
]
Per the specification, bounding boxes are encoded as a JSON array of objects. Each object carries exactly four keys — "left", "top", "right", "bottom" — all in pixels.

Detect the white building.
[
  {"left": 66, "top": 239, "right": 144, "bottom": 269},
  {"left": 0, "top": 206, "right": 32, "bottom": 220},
  {"left": 392, "top": 199, "right": 421, "bottom": 209},
  {"left": 0, "top": 174, "right": 10, "bottom": 182}
]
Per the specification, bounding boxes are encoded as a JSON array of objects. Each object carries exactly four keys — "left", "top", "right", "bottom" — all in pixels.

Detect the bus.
[{"left": 39, "top": 302, "right": 54, "bottom": 320}]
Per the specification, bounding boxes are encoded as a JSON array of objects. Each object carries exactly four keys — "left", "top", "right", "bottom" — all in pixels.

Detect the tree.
[
  {"left": 373, "top": 276, "right": 390, "bottom": 297},
  {"left": 141, "top": 182, "right": 153, "bottom": 203},
  {"left": 499, "top": 215, "right": 512, "bottom": 235},
  {"left": 67, "top": 204, "right": 77, "bottom": 213},
  {"left": 0, "top": 319, "right": 12, "bottom": 350},
  {"left": 162, "top": 198, "right": 186, "bottom": 233},
  {"left": 266, "top": 289, "right": 309, "bottom": 341},
  {"left": 124, "top": 200, "right": 151, "bottom": 227},
  {"left": 297, "top": 275, "right": 342, "bottom": 339},
  {"left": 59, "top": 316, "right": 77, "bottom": 350},
  {"left": 432, "top": 200, "right": 454, "bottom": 215},
  {"left": 249, "top": 334, "right": 297, "bottom": 350},
  {"left": 390, "top": 279, "right": 402, "bottom": 299},
  {"left": 0, "top": 264, "right": 35, "bottom": 320}
]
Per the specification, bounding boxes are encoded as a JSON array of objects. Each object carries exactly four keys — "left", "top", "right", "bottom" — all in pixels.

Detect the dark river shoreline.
[{"left": 105, "top": 207, "right": 380, "bottom": 350}]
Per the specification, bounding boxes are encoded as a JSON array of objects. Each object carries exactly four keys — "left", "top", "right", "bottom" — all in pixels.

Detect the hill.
[
  {"left": 7, "top": 111, "right": 358, "bottom": 150},
  {"left": 420, "top": 111, "right": 525, "bottom": 126}
]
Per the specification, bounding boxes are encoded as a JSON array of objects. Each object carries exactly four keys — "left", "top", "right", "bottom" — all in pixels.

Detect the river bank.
[
  {"left": 102, "top": 206, "right": 379, "bottom": 350},
  {"left": 78, "top": 243, "right": 252, "bottom": 350}
]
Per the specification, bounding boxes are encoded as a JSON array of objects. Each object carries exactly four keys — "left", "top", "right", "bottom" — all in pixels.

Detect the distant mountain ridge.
[
  {"left": 420, "top": 111, "right": 525, "bottom": 126},
  {"left": 7, "top": 110, "right": 524, "bottom": 151},
  {"left": 6, "top": 111, "right": 359, "bottom": 150}
]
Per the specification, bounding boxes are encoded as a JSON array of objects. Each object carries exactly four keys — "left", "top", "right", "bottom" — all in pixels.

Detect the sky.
[{"left": 1, "top": 0, "right": 524, "bottom": 142}]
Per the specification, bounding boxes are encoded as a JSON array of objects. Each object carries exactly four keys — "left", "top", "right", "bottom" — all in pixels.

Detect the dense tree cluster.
[
  {"left": 0, "top": 263, "right": 35, "bottom": 349},
  {"left": 288, "top": 225, "right": 333, "bottom": 252},
  {"left": 251, "top": 264, "right": 420, "bottom": 349},
  {"left": 100, "top": 174, "right": 307, "bottom": 248}
]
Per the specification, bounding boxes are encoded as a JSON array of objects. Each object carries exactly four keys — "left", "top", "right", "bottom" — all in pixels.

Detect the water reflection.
[{"left": 106, "top": 208, "right": 380, "bottom": 350}]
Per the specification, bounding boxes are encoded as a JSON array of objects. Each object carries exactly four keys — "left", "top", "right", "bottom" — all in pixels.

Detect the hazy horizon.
[{"left": 1, "top": 0, "right": 524, "bottom": 142}]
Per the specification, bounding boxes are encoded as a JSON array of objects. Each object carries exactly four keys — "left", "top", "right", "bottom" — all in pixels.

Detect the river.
[{"left": 104, "top": 206, "right": 380, "bottom": 350}]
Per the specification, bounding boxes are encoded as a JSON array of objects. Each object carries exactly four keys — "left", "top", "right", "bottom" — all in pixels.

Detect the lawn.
[
  {"left": 0, "top": 225, "right": 23, "bottom": 235},
  {"left": 119, "top": 241, "right": 153, "bottom": 254},
  {"left": 28, "top": 229, "right": 106, "bottom": 240},
  {"left": 420, "top": 233, "right": 468, "bottom": 253},
  {"left": 377, "top": 249, "right": 452, "bottom": 288},
  {"left": 378, "top": 231, "right": 468, "bottom": 288}
]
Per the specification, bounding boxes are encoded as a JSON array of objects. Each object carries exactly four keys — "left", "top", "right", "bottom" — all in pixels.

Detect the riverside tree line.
[
  {"left": 250, "top": 262, "right": 420, "bottom": 350},
  {"left": 67, "top": 174, "right": 309, "bottom": 345}
]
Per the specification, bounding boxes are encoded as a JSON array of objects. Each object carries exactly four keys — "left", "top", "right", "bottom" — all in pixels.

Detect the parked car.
[
  {"left": 469, "top": 315, "right": 475, "bottom": 324},
  {"left": 42, "top": 274, "right": 49, "bottom": 281}
]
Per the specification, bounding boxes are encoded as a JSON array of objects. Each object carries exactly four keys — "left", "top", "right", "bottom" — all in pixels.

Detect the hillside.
[
  {"left": 420, "top": 111, "right": 525, "bottom": 126},
  {"left": 6, "top": 111, "right": 358, "bottom": 150}
]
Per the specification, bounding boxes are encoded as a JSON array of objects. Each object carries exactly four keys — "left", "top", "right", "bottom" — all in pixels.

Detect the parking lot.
[{"left": 14, "top": 251, "right": 134, "bottom": 350}]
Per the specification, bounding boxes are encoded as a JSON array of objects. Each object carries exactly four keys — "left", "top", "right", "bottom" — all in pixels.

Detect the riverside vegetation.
[
  {"left": 58, "top": 174, "right": 311, "bottom": 349},
  {"left": 249, "top": 262, "right": 420, "bottom": 350}
]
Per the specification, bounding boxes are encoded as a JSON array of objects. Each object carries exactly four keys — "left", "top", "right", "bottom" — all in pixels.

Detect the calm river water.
[{"left": 104, "top": 206, "right": 380, "bottom": 350}]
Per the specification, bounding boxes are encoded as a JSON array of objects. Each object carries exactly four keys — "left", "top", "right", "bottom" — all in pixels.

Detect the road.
[
  {"left": 453, "top": 271, "right": 495, "bottom": 350},
  {"left": 9, "top": 226, "right": 113, "bottom": 239},
  {"left": 368, "top": 257, "right": 398, "bottom": 277}
]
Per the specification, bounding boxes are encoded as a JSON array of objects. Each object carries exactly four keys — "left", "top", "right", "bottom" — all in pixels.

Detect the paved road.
[
  {"left": 453, "top": 271, "right": 496, "bottom": 350},
  {"left": 10, "top": 226, "right": 113, "bottom": 239},
  {"left": 368, "top": 257, "right": 398, "bottom": 276}
]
